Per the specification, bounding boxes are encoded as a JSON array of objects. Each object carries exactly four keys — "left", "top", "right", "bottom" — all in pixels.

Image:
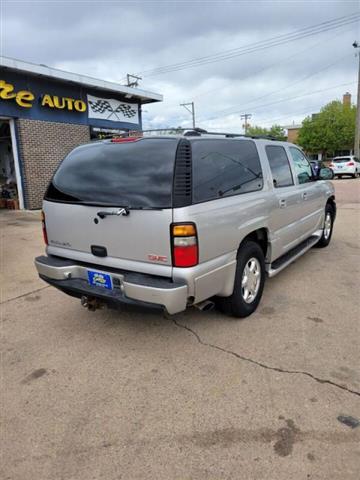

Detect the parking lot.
[{"left": 1, "top": 178, "right": 360, "bottom": 480}]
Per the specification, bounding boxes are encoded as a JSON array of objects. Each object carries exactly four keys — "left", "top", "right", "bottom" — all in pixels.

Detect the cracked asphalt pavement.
[{"left": 1, "top": 179, "right": 360, "bottom": 480}]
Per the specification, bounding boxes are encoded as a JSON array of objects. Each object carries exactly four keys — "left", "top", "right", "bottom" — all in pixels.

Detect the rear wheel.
[
  {"left": 218, "top": 241, "right": 265, "bottom": 318},
  {"left": 315, "top": 204, "right": 334, "bottom": 248}
]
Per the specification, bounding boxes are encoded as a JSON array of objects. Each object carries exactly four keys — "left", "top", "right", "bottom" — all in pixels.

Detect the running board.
[{"left": 267, "top": 234, "right": 321, "bottom": 278}]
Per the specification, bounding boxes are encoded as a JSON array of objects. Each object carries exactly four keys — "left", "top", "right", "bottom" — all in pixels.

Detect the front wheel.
[
  {"left": 217, "top": 241, "right": 265, "bottom": 318},
  {"left": 315, "top": 204, "right": 334, "bottom": 248}
]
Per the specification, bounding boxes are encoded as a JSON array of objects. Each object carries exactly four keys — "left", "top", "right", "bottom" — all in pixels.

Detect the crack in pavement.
[
  {"left": 1, "top": 285, "right": 50, "bottom": 305},
  {"left": 172, "top": 318, "right": 360, "bottom": 399}
]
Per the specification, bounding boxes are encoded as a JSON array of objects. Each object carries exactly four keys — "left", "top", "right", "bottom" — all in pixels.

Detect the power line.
[
  {"left": 137, "top": 13, "right": 359, "bottom": 77},
  {"left": 207, "top": 53, "right": 352, "bottom": 119},
  {"left": 200, "top": 81, "right": 356, "bottom": 123},
  {"left": 192, "top": 28, "right": 347, "bottom": 102},
  {"left": 140, "top": 13, "right": 356, "bottom": 75},
  {"left": 247, "top": 103, "right": 329, "bottom": 126}
]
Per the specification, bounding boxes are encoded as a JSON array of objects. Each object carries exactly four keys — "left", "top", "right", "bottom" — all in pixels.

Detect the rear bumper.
[
  {"left": 332, "top": 167, "right": 356, "bottom": 175},
  {"left": 34, "top": 255, "right": 188, "bottom": 314}
]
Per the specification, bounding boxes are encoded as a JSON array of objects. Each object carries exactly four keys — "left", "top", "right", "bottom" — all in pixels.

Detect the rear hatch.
[
  {"left": 332, "top": 158, "right": 351, "bottom": 170},
  {"left": 43, "top": 138, "right": 178, "bottom": 275}
]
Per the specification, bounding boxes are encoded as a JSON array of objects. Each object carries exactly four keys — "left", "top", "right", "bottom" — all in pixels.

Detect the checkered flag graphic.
[
  {"left": 87, "top": 94, "right": 138, "bottom": 123},
  {"left": 114, "top": 104, "right": 137, "bottom": 118},
  {"left": 89, "top": 99, "right": 113, "bottom": 114}
]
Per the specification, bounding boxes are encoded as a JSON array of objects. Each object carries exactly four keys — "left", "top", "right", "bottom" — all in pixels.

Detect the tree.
[
  {"left": 297, "top": 100, "right": 356, "bottom": 156},
  {"left": 246, "top": 125, "right": 268, "bottom": 137},
  {"left": 247, "top": 124, "right": 286, "bottom": 141},
  {"left": 268, "top": 125, "right": 287, "bottom": 141}
]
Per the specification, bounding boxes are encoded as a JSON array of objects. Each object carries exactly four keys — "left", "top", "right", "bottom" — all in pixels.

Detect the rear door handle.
[
  {"left": 302, "top": 192, "right": 308, "bottom": 200},
  {"left": 279, "top": 199, "right": 287, "bottom": 208}
]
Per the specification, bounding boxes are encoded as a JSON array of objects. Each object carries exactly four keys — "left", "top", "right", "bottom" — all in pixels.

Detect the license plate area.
[{"left": 87, "top": 270, "right": 113, "bottom": 289}]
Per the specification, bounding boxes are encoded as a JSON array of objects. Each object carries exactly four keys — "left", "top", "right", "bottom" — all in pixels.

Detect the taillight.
[
  {"left": 329, "top": 164, "right": 334, "bottom": 168},
  {"left": 41, "top": 210, "right": 48, "bottom": 245},
  {"left": 171, "top": 223, "right": 198, "bottom": 267},
  {"left": 347, "top": 162, "right": 355, "bottom": 166}
]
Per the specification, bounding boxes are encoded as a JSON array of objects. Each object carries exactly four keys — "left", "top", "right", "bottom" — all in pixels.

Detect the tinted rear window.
[
  {"left": 333, "top": 158, "right": 350, "bottom": 163},
  {"left": 46, "top": 139, "right": 177, "bottom": 208},
  {"left": 191, "top": 139, "right": 263, "bottom": 203},
  {"left": 266, "top": 145, "right": 294, "bottom": 187}
]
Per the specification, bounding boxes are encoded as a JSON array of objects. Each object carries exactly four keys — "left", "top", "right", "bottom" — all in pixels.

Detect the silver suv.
[{"left": 35, "top": 129, "right": 336, "bottom": 318}]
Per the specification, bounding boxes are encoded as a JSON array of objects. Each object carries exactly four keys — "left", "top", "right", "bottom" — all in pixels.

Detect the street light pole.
[{"left": 353, "top": 41, "right": 360, "bottom": 158}]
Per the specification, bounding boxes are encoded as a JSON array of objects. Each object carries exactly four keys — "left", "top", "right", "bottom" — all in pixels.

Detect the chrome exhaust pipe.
[
  {"left": 81, "top": 296, "right": 89, "bottom": 308},
  {"left": 194, "top": 300, "right": 215, "bottom": 312}
]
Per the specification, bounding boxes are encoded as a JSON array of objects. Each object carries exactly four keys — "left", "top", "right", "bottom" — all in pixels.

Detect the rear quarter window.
[{"left": 191, "top": 139, "right": 263, "bottom": 203}]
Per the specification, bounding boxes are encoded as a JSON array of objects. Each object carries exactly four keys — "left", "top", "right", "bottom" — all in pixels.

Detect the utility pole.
[
  {"left": 353, "top": 41, "right": 360, "bottom": 158},
  {"left": 241, "top": 113, "right": 252, "bottom": 134},
  {"left": 180, "top": 102, "right": 196, "bottom": 128},
  {"left": 126, "top": 74, "right": 142, "bottom": 88}
]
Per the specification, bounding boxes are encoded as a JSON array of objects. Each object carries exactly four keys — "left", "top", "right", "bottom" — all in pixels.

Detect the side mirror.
[{"left": 318, "top": 167, "right": 334, "bottom": 180}]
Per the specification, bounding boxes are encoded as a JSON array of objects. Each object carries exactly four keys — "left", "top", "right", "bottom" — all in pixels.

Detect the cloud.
[{"left": 1, "top": 0, "right": 359, "bottom": 131}]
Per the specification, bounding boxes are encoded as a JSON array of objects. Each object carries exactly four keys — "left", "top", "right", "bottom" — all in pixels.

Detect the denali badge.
[
  {"left": 148, "top": 254, "right": 168, "bottom": 263},
  {"left": 49, "top": 240, "right": 72, "bottom": 247}
]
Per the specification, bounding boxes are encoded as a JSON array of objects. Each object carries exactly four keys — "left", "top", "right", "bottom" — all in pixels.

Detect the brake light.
[
  {"left": 329, "top": 164, "right": 334, "bottom": 168},
  {"left": 111, "top": 137, "right": 139, "bottom": 143},
  {"left": 171, "top": 223, "right": 198, "bottom": 267},
  {"left": 346, "top": 162, "right": 355, "bottom": 166},
  {"left": 41, "top": 210, "right": 48, "bottom": 245}
]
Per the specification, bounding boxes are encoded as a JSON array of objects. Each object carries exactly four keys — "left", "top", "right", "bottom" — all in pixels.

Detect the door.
[
  {"left": 288, "top": 146, "right": 323, "bottom": 239},
  {"left": 265, "top": 144, "right": 303, "bottom": 257}
]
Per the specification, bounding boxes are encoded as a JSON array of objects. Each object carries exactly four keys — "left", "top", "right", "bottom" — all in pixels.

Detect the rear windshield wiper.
[
  {"left": 219, "top": 184, "right": 241, "bottom": 196},
  {"left": 218, "top": 175, "right": 263, "bottom": 197}
]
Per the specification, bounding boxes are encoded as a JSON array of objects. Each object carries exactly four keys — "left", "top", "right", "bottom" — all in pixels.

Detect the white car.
[{"left": 329, "top": 156, "right": 360, "bottom": 178}]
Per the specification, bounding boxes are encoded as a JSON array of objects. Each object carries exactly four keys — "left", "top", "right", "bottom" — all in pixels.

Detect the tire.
[
  {"left": 315, "top": 204, "right": 334, "bottom": 248},
  {"left": 217, "top": 241, "right": 265, "bottom": 318}
]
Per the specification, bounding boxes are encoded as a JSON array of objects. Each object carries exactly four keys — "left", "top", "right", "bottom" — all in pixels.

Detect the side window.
[
  {"left": 192, "top": 140, "right": 263, "bottom": 203},
  {"left": 289, "top": 147, "right": 313, "bottom": 184},
  {"left": 265, "top": 145, "right": 294, "bottom": 188}
]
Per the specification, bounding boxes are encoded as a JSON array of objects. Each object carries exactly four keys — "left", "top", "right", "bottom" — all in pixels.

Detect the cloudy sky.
[{"left": 1, "top": 0, "right": 359, "bottom": 132}]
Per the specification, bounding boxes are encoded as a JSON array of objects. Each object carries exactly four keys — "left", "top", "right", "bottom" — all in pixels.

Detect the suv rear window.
[
  {"left": 46, "top": 138, "right": 178, "bottom": 208},
  {"left": 191, "top": 139, "right": 263, "bottom": 203}
]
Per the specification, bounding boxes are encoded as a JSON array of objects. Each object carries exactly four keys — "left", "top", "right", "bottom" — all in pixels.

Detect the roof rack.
[
  {"left": 190, "top": 128, "right": 278, "bottom": 140},
  {"left": 92, "top": 127, "right": 278, "bottom": 141}
]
